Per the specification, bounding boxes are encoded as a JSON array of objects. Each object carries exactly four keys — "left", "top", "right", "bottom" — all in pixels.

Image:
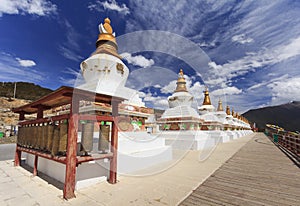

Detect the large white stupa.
[{"left": 78, "top": 18, "right": 136, "bottom": 100}]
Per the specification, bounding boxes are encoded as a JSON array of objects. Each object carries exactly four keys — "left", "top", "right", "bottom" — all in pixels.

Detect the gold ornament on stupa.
[
  {"left": 202, "top": 87, "right": 212, "bottom": 105},
  {"left": 217, "top": 98, "right": 223, "bottom": 111},
  {"left": 231, "top": 108, "right": 234, "bottom": 116},
  {"left": 226, "top": 105, "right": 231, "bottom": 115},
  {"left": 93, "top": 17, "right": 121, "bottom": 58},
  {"left": 174, "top": 69, "right": 188, "bottom": 92}
]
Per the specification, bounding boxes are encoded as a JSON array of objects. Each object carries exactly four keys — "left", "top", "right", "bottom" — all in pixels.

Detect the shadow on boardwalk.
[{"left": 180, "top": 133, "right": 300, "bottom": 206}]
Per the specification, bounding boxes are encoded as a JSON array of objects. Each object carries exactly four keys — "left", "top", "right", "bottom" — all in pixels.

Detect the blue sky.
[{"left": 0, "top": 0, "right": 300, "bottom": 113}]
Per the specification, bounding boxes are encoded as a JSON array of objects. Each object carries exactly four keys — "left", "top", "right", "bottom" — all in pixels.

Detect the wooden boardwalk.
[{"left": 180, "top": 133, "right": 300, "bottom": 206}]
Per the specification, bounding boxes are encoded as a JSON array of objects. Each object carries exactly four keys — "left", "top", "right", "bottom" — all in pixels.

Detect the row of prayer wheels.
[
  {"left": 17, "top": 121, "right": 68, "bottom": 156},
  {"left": 81, "top": 122, "right": 110, "bottom": 154},
  {"left": 17, "top": 121, "right": 111, "bottom": 156}
]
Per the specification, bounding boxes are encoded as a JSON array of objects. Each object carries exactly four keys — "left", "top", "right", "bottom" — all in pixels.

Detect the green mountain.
[
  {"left": 243, "top": 101, "right": 300, "bottom": 132},
  {"left": 0, "top": 82, "right": 53, "bottom": 101}
]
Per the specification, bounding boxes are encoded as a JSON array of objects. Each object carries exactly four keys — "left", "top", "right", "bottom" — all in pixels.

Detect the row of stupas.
[
  {"left": 157, "top": 69, "right": 252, "bottom": 132},
  {"left": 76, "top": 17, "right": 251, "bottom": 134}
]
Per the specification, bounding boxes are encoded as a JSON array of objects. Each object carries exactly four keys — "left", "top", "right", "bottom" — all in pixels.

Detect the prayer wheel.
[
  {"left": 51, "top": 125, "right": 60, "bottom": 156},
  {"left": 81, "top": 121, "right": 94, "bottom": 153},
  {"left": 41, "top": 125, "right": 47, "bottom": 150},
  {"left": 45, "top": 125, "right": 52, "bottom": 152},
  {"left": 37, "top": 125, "right": 43, "bottom": 150},
  {"left": 58, "top": 122, "right": 68, "bottom": 155},
  {"left": 17, "top": 126, "right": 24, "bottom": 146},
  {"left": 23, "top": 126, "right": 29, "bottom": 147},
  {"left": 33, "top": 125, "right": 39, "bottom": 149},
  {"left": 98, "top": 125, "right": 110, "bottom": 153}
]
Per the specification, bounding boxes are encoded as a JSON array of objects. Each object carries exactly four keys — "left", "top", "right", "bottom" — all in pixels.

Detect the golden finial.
[
  {"left": 202, "top": 86, "right": 212, "bottom": 105},
  {"left": 94, "top": 17, "right": 120, "bottom": 58},
  {"left": 175, "top": 69, "right": 187, "bottom": 92},
  {"left": 103, "top": 18, "right": 113, "bottom": 34},
  {"left": 217, "top": 98, "right": 223, "bottom": 111},
  {"left": 231, "top": 108, "right": 234, "bottom": 116},
  {"left": 226, "top": 105, "right": 230, "bottom": 115}
]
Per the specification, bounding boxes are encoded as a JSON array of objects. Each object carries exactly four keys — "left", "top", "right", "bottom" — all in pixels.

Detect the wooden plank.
[{"left": 179, "top": 133, "right": 300, "bottom": 206}]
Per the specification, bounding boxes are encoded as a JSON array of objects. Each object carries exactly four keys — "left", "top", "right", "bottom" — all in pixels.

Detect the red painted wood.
[
  {"left": 109, "top": 101, "right": 119, "bottom": 184},
  {"left": 76, "top": 153, "right": 114, "bottom": 164},
  {"left": 17, "top": 146, "right": 67, "bottom": 164},
  {"left": 33, "top": 155, "right": 38, "bottom": 176},
  {"left": 78, "top": 114, "right": 113, "bottom": 122},
  {"left": 14, "top": 149, "right": 21, "bottom": 166},
  {"left": 63, "top": 98, "right": 79, "bottom": 200},
  {"left": 19, "top": 114, "right": 69, "bottom": 126},
  {"left": 37, "top": 105, "right": 45, "bottom": 119},
  {"left": 19, "top": 112, "right": 25, "bottom": 121}
]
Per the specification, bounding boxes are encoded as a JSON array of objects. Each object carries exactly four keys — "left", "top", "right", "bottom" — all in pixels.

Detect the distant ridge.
[
  {"left": 243, "top": 101, "right": 300, "bottom": 132},
  {"left": 0, "top": 82, "right": 53, "bottom": 101}
]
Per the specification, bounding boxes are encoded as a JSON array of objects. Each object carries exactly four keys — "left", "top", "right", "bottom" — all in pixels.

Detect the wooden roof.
[{"left": 12, "top": 86, "right": 125, "bottom": 114}]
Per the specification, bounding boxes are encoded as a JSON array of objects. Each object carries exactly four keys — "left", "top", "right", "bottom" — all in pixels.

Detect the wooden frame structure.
[{"left": 13, "top": 86, "right": 124, "bottom": 199}]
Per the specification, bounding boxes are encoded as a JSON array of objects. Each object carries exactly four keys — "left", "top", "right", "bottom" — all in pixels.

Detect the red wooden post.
[
  {"left": 37, "top": 105, "right": 44, "bottom": 119},
  {"left": 33, "top": 155, "right": 38, "bottom": 176},
  {"left": 14, "top": 149, "right": 21, "bottom": 166},
  {"left": 109, "top": 101, "right": 119, "bottom": 184},
  {"left": 63, "top": 98, "right": 79, "bottom": 199}
]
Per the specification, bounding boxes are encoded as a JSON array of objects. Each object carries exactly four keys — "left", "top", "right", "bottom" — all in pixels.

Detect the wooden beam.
[
  {"left": 63, "top": 98, "right": 79, "bottom": 200},
  {"left": 16, "top": 146, "right": 66, "bottom": 164}
]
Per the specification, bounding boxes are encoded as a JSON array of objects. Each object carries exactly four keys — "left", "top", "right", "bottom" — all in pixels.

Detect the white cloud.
[
  {"left": 0, "top": 52, "right": 43, "bottom": 82},
  {"left": 121, "top": 52, "right": 154, "bottom": 68},
  {"left": 143, "top": 92, "right": 169, "bottom": 109},
  {"left": 267, "top": 76, "right": 300, "bottom": 105},
  {"left": 88, "top": 0, "right": 130, "bottom": 15},
  {"left": 211, "top": 87, "right": 242, "bottom": 96},
  {"left": 16, "top": 57, "right": 36, "bottom": 67},
  {"left": 232, "top": 34, "right": 253, "bottom": 44},
  {"left": 207, "top": 36, "right": 300, "bottom": 86},
  {"left": 58, "top": 20, "right": 83, "bottom": 61},
  {"left": 161, "top": 80, "right": 176, "bottom": 94},
  {"left": 59, "top": 46, "right": 83, "bottom": 62},
  {"left": 0, "top": 0, "right": 57, "bottom": 17}
]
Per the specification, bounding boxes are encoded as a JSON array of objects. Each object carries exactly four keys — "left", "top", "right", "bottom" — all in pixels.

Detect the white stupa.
[
  {"left": 198, "top": 87, "right": 215, "bottom": 114},
  {"left": 158, "top": 69, "right": 201, "bottom": 130},
  {"left": 78, "top": 18, "right": 136, "bottom": 100}
]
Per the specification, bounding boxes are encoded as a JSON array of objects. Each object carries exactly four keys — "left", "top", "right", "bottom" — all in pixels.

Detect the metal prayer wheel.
[
  {"left": 98, "top": 125, "right": 110, "bottom": 153},
  {"left": 17, "top": 127, "right": 23, "bottom": 146},
  {"left": 32, "top": 125, "right": 38, "bottom": 149},
  {"left": 81, "top": 121, "right": 94, "bottom": 153},
  {"left": 51, "top": 125, "right": 60, "bottom": 156},
  {"left": 41, "top": 125, "right": 47, "bottom": 150},
  {"left": 59, "top": 122, "right": 68, "bottom": 155},
  {"left": 37, "top": 125, "right": 43, "bottom": 150},
  {"left": 46, "top": 124, "right": 54, "bottom": 152}
]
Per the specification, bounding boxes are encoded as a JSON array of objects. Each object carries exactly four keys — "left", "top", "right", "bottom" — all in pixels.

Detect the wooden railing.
[{"left": 265, "top": 130, "right": 300, "bottom": 160}]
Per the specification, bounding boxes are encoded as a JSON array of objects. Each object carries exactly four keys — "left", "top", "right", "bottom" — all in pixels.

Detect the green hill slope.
[{"left": 0, "top": 82, "right": 53, "bottom": 100}]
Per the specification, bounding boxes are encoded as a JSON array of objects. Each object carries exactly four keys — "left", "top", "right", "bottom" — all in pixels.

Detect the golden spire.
[
  {"left": 202, "top": 86, "right": 212, "bottom": 105},
  {"left": 226, "top": 105, "right": 230, "bottom": 115},
  {"left": 93, "top": 17, "right": 121, "bottom": 58},
  {"left": 217, "top": 98, "right": 223, "bottom": 111},
  {"left": 174, "top": 69, "right": 188, "bottom": 92},
  {"left": 231, "top": 108, "right": 234, "bottom": 116}
]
